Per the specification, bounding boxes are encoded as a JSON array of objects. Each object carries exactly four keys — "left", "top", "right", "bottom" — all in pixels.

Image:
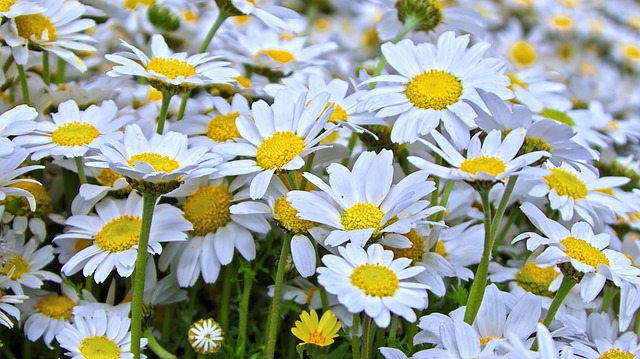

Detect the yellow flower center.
[
  {"left": 623, "top": 44, "right": 640, "bottom": 63},
  {"left": 434, "top": 240, "right": 446, "bottom": 257},
  {"left": 51, "top": 122, "right": 100, "bottom": 147},
  {"left": 255, "top": 131, "right": 305, "bottom": 170},
  {"left": 97, "top": 168, "right": 124, "bottom": 187},
  {"left": 128, "top": 153, "right": 179, "bottom": 173},
  {"left": 146, "top": 57, "right": 196, "bottom": 79},
  {"left": 308, "top": 332, "right": 327, "bottom": 345},
  {"left": 560, "top": 236, "right": 610, "bottom": 268},
  {"left": 405, "top": 69, "right": 463, "bottom": 110},
  {"left": 509, "top": 40, "right": 538, "bottom": 68},
  {"left": 147, "top": 87, "right": 163, "bottom": 102},
  {"left": 459, "top": 156, "right": 507, "bottom": 177},
  {"left": 340, "top": 202, "right": 384, "bottom": 234},
  {"left": 515, "top": 262, "right": 559, "bottom": 298},
  {"left": 507, "top": 72, "right": 528, "bottom": 91},
  {"left": 74, "top": 239, "right": 92, "bottom": 253},
  {"left": 123, "top": 0, "right": 155, "bottom": 11},
  {"left": 384, "top": 229, "right": 424, "bottom": 263},
  {"left": 350, "top": 263, "right": 399, "bottom": 297},
  {"left": 1, "top": 181, "right": 52, "bottom": 218},
  {"left": 207, "top": 112, "right": 240, "bottom": 142},
  {"left": 183, "top": 9, "right": 198, "bottom": 23},
  {"left": 314, "top": 18, "right": 331, "bottom": 32},
  {"left": 328, "top": 104, "right": 348, "bottom": 123},
  {"left": 550, "top": 14, "right": 574, "bottom": 31},
  {"left": 36, "top": 295, "right": 75, "bottom": 320},
  {"left": 541, "top": 108, "right": 575, "bottom": 126},
  {"left": 234, "top": 75, "right": 252, "bottom": 89},
  {"left": 94, "top": 215, "right": 142, "bottom": 253},
  {"left": 480, "top": 336, "right": 503, "bottom": 346},
  {"left": 0, "top": 0, "right": 16, "bottom": 12},
  {"left": 598, "top": 348, "right": 635, "bottom": 359},
  {"left": 182, "top": 185, "right": 232, "bottom": 236},
  {"left": 274, "top": 195, "right": 317, "bottom": 235},
  {"left": 1, "top": 253, "right": 29, "bottom": 279},
  {"left": 79, "top": 335, "right": 121, "bottom": 359},
  {"left": 255, "top": 49, "right": 296, "bottom": 63},
  {"left": 545, "top": 168, "right": 588, "bottom": 199},
  {"left": 15, "top": 14, "right": 57, "bottom": 41}
]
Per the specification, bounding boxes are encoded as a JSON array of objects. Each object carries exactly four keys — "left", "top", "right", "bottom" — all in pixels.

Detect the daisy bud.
[
  {"left": 395, "top": 0, "right": 443, "bottom": 33},
  {"left": 188, "top": 318, "right": 224, "bottom": 355},
  {"left": 147, "top": 4, "right": 181, "bottom": 31}
]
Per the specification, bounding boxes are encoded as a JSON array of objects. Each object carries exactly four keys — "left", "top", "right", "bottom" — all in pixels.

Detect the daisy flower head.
[
  {"left": 571, "top": 331, "right": 640, "bottom": 359},
  {"left": 0, "top": 235, "right": 60, "bottom": 295},
  {"left": 0, "top": 271, "right": 28, "bottom": 329},
  {"left": 515, "top": 202, "right": 640, "bottom": 302},
  {"left": 408, "top": 129, "right": 549, "bottom": 191},
  {"left": 56, "top": 309, "right": 145, "bottom": 359},
  {"left": 317, "top": 243, "right": 429, "bottom": 328},
  {"left": 215, "top": 90, "right": 338, "bottom": 200},
  {"left": 87, "top": 124, "right": 222, "bottom": 197},
  {"left": 188, "top": 318, "right": 223, "bottom": 355},
  {"left": 291, "top": 309, "right": 341, "bottom": 348},
  {"left": 219, "top": 0, "right": 300, "bottom": 31},
  {"left": 57, "top": 191, "right": 192, "bottom": 283},
  {"left": 0, "top": 0, "right": 96, "bottom": 71},
  {"left": 288, "top": 149, "right": 441, "bottom": 247},
  {"left": 106, "top": 34, "right": 240, "bottom": 95},
  {"left": 360, "top": 31, "right": 512, "bottom": 147},
  {"left": 12, "top": 99, "right": 131, "bottom": 161},
  {"left": 0, "top": 148, "right": 44, "bottom": 213}
]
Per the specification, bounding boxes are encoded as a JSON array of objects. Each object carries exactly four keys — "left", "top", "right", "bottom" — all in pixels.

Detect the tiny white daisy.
[{"left": 188, "top": 318, "right": 224, "bottom": 355}]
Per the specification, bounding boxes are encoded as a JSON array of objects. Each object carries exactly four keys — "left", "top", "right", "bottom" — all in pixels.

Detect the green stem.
[
  {"left": 144, "top": 329, "right": 177, "bottom": 359},
  {"left": 131, "top": 195, "right": 158, "bottom": 359},
  {"left": 351, "top": 314, "right": 361, "bottom": 359},
  {"left": 74, "top": 156, "right": 87, "bottom": 184},
  {"left": 176, "top": 92, "right": 189, "bottom": 121},
  {"left": 219, "top": 263, "right": 234, "bottom": 332},
  {"left": 284, "top": 171, "right": 298, "bottom": 190},
  {"left": 16, "top": 64, "right": 30, "bottom": 106},
  {"left": 42, "top": 52, "right": 50, "bottom": 86},
  {"left": 265, "top": 233, "right": 292, "bottom": 359},
  {"left": 3, "top": 345, "right": 17, "bottom": 359},
  {"left": 601, "top": 285, "right": 614, "bottom": 313},
  {"left": 57, "top": 58, "right": 66, "bottom": 84},
  {"left": 361, "top": 316, "right": 372, "bottom": 359},
  {"left": 236, "top": 261, "right": 253, "bottom": 359},
  {"left": 157, "top": 92, "right": 172, "bottom": 134},
  {"left": 161, "top": 304, "right": 174, "bottom": 343},
  {"left": 494, "top": 209, "right": 521, "bottom": 254},
  {"left": 464, "top": 190, "right": 493, "bottom": 325},
  {"left": 341, "top": 132, "right": 359, "bottom": 167},
  {"left": 435, "top": 180, "right": 454, "bottom": 222},
  {"left": 299, "top": 152, "right": 315, "bottom": 190},
  {"left": 543, "top": 275, "right": 576, "bottom": 327},
  {"left": 388, "top": 315, "right": 399, "bottom": 347},
  {"left": 369, "top": 18, "right": 417, "bottom": 88},
  {"left": 490, "top": 176, "right": 518, "bottom": 242}
]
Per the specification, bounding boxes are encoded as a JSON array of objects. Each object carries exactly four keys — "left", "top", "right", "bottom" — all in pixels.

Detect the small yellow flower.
[{"left": 291, "top": 309, "right": 341, "bottom": 347}]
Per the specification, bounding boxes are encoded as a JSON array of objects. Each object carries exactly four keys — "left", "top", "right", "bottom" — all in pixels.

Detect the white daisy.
[
  {"left": 360, "top": 31, "right": 511, "bottom": 147},
  {"left": 228, "top": 0, "right": 300, "bottom": 31},
  {"left": 317, "top": 243, "right": 429, "bottom": 328},
  {"left": 215, "top": 90, "right": 338, "bottom": 200},
  {"left": 288, "top": 149, "right": 441, "bottom": 247},
  {"left": 56, "top": 191, "right": 192, "bottom": 283},
  {"left": 0, "top": 236, "right": 60, "bottom": 295},
  {"left": 0, "top": 271, "right": 28, "bottom": 329},
  {"left": 188, "top": 318, "right": 223, "bottom": 355},
  {"left": 0, "top": 1, "right": 42, "bottom": 19},
  {"left": 571, "top": 331, "right": 640, "bottom": 359},
  {"left": 106, "top": 33, "right": 239, "bottom": 94}
]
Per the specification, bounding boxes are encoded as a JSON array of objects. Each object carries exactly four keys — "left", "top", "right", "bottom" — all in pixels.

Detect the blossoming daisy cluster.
[{"left": 0, "top": 0, "right": 639, "bottom": 358}]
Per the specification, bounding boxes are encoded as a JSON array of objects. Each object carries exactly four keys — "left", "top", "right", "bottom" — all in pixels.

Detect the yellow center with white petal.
[
  {"left": 97, "top": 168, "right": 124, "bottom": 187},
  {"left": 515, "top": 262, "right": 559, "bottom": 298},
  {"left": 550, "top": 14, "right": 574, "bottom": 31},
  {"left": 1, "top": 181, "right": 52, "bottom": 218},
  {"left": 560, "top": 236, "right": 610, "bottom": 268},
  {"left": 327, "top": 103, "right": 348, "bottom": 123},
  {"left": 147, "top": 87, "right": 163, "bottom": 102},
  {"left": 1, "top": 253, "right": 29, "bottom": 279},
  {"left": 234, "top": 75, "right": 252, "bottom": 89},
  {"left": 15, "top": 14, "right": 56, "bottom": 41},
  {"left": 598, "top": 348, "right": 635, "bottom": 359},
  {"left": 623, "top": 44, "right": 640, "bottom": 63},
  {"left": 509, "top": 40, "right": 538, "bottom": 68},
  {"left": 146, "top": 57, "right": 196, "bottom": 80},
  {"left": 207, "top": 112, "right": 240, "bottom": 142},
  {"left": 94, "top": 215, "right": 142, "bottom": 253},
  {"left": 0, "top": 0, "right": 16, "bottom": 12},
  {"left": 128, "top": 153, "right": 179, "bottom": 173},
  {"left": 182, "top": 185, "right": 232, "bottom": 236},
  {"left": 183, "top": 9, "right": 198, "bottom": 23},
  {"left": 256, "top": 131, "right": 305, "bottom": 170},
  {"left": 274, "top": 195, "right": 317, "bottom": 235},
  {"left": 51, "top": 122, "right": 100, "bottom": 147},
  {"left": 80, "top": 335, "right": 121, "bottom": 359},
  {"left": 544, "top": 168, "right": 587, "bottom": 199},
  {"left": 36, "top": 295, "right": 75, "bottom": 320},
  {"left": 405, "top": 70, "right": 463, "bottom": 110},
  {"left": 385, "top": 229, "right": 424, "bottom": 263},
  {"left": 507, "top": 72, "right": 528, "bottom": 91},
  {"left": 255, "top": 49, "right": 296, "bottom": 63},
  {"left": 74, "top": 239, "right": 92, "bottom": 253},
  {"left": 123, "top": 0, "right": 155, "bottom": 10},
  {"left": 459, "top": 156, "right": 507, "bottom": 177},
  {"left": 340, "top": 202, "right": 384, "bottom": 234},
  {"left": 480, "top": 336, "right": 503, "bottom": 346},
  {"left": 350, "top": 263, "right": 399, "bottom": 297}
]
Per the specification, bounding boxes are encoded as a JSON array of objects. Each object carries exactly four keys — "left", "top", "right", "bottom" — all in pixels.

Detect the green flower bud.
[
  {"left": 147, "top": 4, "right": 181, "bottom": 31},
  {"left": 395, "top": 0, "right": 443, "bottom": 33}
]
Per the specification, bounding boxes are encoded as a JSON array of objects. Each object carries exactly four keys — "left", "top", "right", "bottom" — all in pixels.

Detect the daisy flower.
[
  {"left": 317, "top": 243, "right": 429, "bottom": 328},
  {"left": 0, "top": 273, "right": 28, "bottom": 329},
  {"left": 0, "top": 148, "right": 44, "bottom": 213},
  {"left": 188, "top": 318, "right": 223, "bottom": 355},
  {"left": 56, "top": 191, "right": 192, "bottom": 283},
  {"left": 0, "top": 104, "right": 37, "bottom": 156},
  {"left": 571, "top": 331, "right": 640, "bottom": 359},
  {"left": 56, "top": 309, "right": 145, "bottom": 359},
  {"left": 288, "top": 149, "right": 440, "bottom": 247},
  {"left": 13, "top": 99, "right": 131, "bottom": 161},
  {"left": 514, "top": 202, "right": 640, "bottom": 302},
  {"left": 360, "top": 31, "right": 511, "bottom": 147},
  {"left": 226, "top": 0, "right": 300, "bottom": 31},
  {"left": 215, "top": 91, "right": 338, "bottom": 200},
  {"left": 291, "top": 309, "right": 341, "bottom": 348},
  {"left": 0, "top": 236, "right": 59, "bottom": 295},
  {"left": 1, "top": 0, "right": 96, "bottom": 71},
  {"left": 408, "top": 129, "right": 548, "bottom": 188},
  {"left": 106, "top": 34, "right": 239, "bottom": 95}
]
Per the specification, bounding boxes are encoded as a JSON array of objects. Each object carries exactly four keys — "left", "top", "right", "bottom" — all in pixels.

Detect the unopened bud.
[
  {"left": 148, "top": 4, "right": 181, "bottom": 31},
  {"left": 395, "top": 0, "right": 443, "bottom": 33}
]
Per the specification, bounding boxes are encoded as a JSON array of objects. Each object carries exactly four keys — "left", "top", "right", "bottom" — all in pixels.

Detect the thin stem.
[
  {"left": 388, "top": 315, "right": 399, "bottom": 347},
  {"left": 543, "top": 275, "right": 576, "bottom": 327},
  {"left": 42, "top": 52, "right": 50, "bottom": 86},
  {"left": 176, "top": 92, "right": 189, "bottom": 121},
  {"left": 16, "top": 64, "right": 30, "bottom": 105},
  {"left": 157, "top": 92, "right": 172, "bottom": 134},
  {"left": 369, "top": 18, "right": 417, "bottom": 88},
  {"left": 265, "top": 233, "right": 292, "bottom": 359},
  {"left": 219, "top": 262, "right": 234, "bottom": 332},
  {"left": 74, "top": 156, "right": 87, "bottom": 184},
  {"left": 284, "top": 171, "right": 298, "bottom": 190},
  {"left": 494, "top": 208, "right": 521, "bottom": 255},
  {"left": 464, "top": 190, "right": 493, "bottom": 325},
  {"left": 144, "top": 329, "right": 177, "bottom": 359},
  {"left": 161, "top": 304, "right": 174, "bottom": 343},
  {"left": 131, "top": 195, "right": 158, "bottom": 359},
  {"left": 56, "top": 57, "right": 66, "bottom": 84},
  {"left": 435, "top": 180, "right": 455, "bottom": 222},
  {"left": 490, "top": 176, "right": 518, "bottom": 242},
  {"left": 601, "top": 285, "right": 614, "bottom": 313},
  {"left": 351, "top": 314, "right": 361, "bottom": 359},
  {"left": 236, "top": 261, "right": 253, "bottom": 359},
  {"left": 361, "top": 316, "right": 372, "bottom": 359},
  {"left": 299, "top": 152, "right": 315, "bottom": 190}
]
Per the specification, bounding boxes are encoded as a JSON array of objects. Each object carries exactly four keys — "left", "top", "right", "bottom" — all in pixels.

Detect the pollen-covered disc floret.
[
  {"left": 36, "top": 294, "right": 74, "bottom": 320},
  {"left": 515, "top": 262, "right": 559, "bottom": 298},
  {"left": 385, "top": 229, "right": 425, "bottom": 263},
  {"left": 256, "top": 131, "right": 305, "bottom": 170},
  {"left": 188, "top": 318, "right": 224, "bottom": 355},
  {"left": 545, "top": 167, "right": 588, "bottom": 199},
  {"left": 94, "top": 215, "right": 142, "bottom": 253},
  {"left": 274, "top": 195, "right": 316, "bottom": 235},
  {"left": 340, "top": 202, "right": 385, "bottom": 233},
  {"left": 405, "top": 70, "right": 463, "bottom": 110},
  {"left": 182, "top": 185, "right": 232, "bottom": 236}
]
